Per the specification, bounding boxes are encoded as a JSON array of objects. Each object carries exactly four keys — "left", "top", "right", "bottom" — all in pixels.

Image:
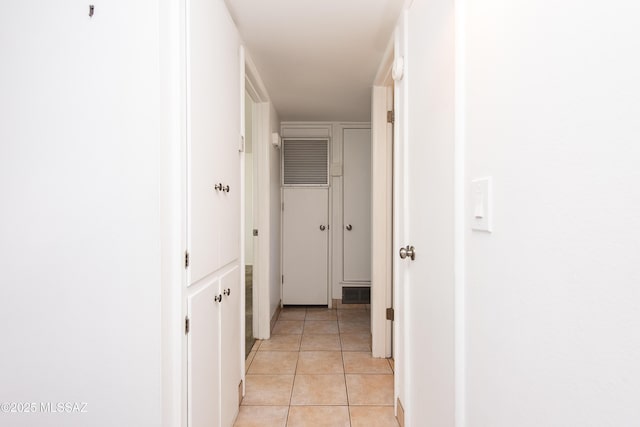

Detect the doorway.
[{"left": 244, "top": 91, "right": 257, "bottom": 356}]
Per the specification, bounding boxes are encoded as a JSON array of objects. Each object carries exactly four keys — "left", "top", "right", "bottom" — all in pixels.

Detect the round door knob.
[
  {"left": 399, "top": 245, "right": 416, "bottom": 260},
  {"left": 346, "top": 224, "right": 353, "bottom": 231},
  {"left": 319, "top": 225, "right": 326, "bottom": 231}
]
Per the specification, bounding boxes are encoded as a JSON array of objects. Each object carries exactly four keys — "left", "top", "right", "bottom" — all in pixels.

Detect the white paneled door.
[
  {"left": 282, "top": 188, "right": 329, "bottom": 305},
  {"left": 187, "top": 281, "right": 220, "bottom": 427},
  {"left": 220, "top": 266, "right": 241, "bottom": 427},
  {"left": 343, "top": 128, "right": 372, "bottom": 282}
]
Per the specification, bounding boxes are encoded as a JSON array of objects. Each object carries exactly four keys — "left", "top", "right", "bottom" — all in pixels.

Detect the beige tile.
[
  {"left": 233, "top": 406, "right": 289, "bottom": 427},
  {"left": 286, "top": 406, "right": 350, "bottom": 427},
  {"left": 303, "top": 320, "right": 339, "bottom": 334},
  {"left": 305, "top": 309, "right": 337, "bottom": 321},
  {"left": 247, "top": 351, "right": 298, "bottom": 375},
  {"left": 300, "top": 334, "right": 341, "bottom": 351},
  {"left": 346, "top": 374, "right": 394, "bottom": 406},
  {"left": 343, "top": 352, "right": 393, "bottom": 374},
  {"left": 349, "top": 406, "right": 399, "bottom": 427},
  {"left": 259, "top": 334, "right": 301, "bottom": 352},
  {"left": 291, "top": 374, "right": 347, "bottom": 405},
  {"left": 297, "top": 351, "right": 344, "bottom": 374},
  {"left": 242, "top": 375, "right": 294, "bottom": 406},
  {"left": 278, "top": 309, "right": 306, "bottom": 321},
  {"left": 337, "top": 310, "right": 369, "bottom": 322},
  {"left": 272, "top": 320, "right": 304, "bottom": 335},
  {"left": 338, "top": 320, "right": 370, "bottom": 334},
  {"left": 397, "top": 398, "right": 405, "bottom": 427},
  {"left": 340, "top": 333, "right": 371, "bottom": 352},
  {"left": 250, "top": 340, "right": 262, "bottom": 352},
  {"left": 337, "top": 302, "right": 367, "bottom": 310},
  {"left": 245, "top": 351, "right": 257, "bottom": 374}
]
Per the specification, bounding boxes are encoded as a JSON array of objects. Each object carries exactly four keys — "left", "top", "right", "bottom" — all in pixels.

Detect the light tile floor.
[{"left": 235, "top": 306, "right": 399, "bottom": 427}]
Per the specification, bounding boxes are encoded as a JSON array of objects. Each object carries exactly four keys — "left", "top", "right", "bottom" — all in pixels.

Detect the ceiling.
[{"left": 224, "top": 0, "right": 403, "bottom": 122}]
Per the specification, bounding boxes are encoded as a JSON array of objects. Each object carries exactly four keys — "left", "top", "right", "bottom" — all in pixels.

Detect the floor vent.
[{"left": 342, "top": 287, "right": 370, "bottom": 304}]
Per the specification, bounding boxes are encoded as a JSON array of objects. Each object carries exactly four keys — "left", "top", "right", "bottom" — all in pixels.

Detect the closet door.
[
  {"left": 343, "top": 128, "right": 372, "bottom": 282},
  {"left": 187, "top": 0, "right": 222, "bottom": 284},
  {"left": 187, "top": 280, "right": 221, "bottom": 427},
  {"left": 220, "top": 266, "right": 241, "bottom": 427},
  {"left": 282, "top": 188, "right": 329, "bottom": 305}
]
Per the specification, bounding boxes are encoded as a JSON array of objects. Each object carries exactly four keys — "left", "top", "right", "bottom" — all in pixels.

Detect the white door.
[
  {"left": 187, "top": 0, "right": 221, "bottom": 285},
  {"left": 187, "top": 281, "right": 220, "bottom": 427},
  {"left": 282, "top": 188, "right": 329, "bottom": 305},
  {"left": 394, "top": 4, "right": 456, "bottom": 426},
  {"left": 220, "top": 266, "right": 241, "bottom": 427},
  {"left": 343, "top": 128, "right": 372, "bottom": 282}
]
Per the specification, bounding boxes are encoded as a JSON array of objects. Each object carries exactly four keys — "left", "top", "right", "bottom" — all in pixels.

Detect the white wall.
[
  {"left": 464, "top": 1, "right": 640, "bottom": 425},
  {"left": 0, "top": 2, "right": 162, "bottom": 426}
]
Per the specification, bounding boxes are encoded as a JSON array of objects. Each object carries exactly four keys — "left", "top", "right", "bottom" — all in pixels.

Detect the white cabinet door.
[
  {"left": 220, "top": 266, "right": 241, "bottom": 427},
  {"left": 282, "top": 188, "right": 329, "bottom": 305},
  {"left": 187, "top": 268, "right": 240, "bottom": 427},
  {"left": 343, "top": 128, "right": 372, "bottom": 282},
  {"left": 187, "top": 0, "right": 220, "bottom": 285},
  {"left": 187, "top": 280, "right": 221, "bottom": 427},
  {"left": 187, "top": 0, "right": 240, "bottom": 285}
]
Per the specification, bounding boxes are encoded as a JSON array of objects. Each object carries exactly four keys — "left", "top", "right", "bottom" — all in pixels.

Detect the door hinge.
[
  {"left": 185, "top": 316, "right": 190, "bottom": 334},
  {"left": 386, "top": 307, "right": 395, "bottom": 321},
  {"left": 184, "top": 251, "right": 190, "bottom": 269},
  {"left": 387, "top": 111, "right": 394, "bottom": 124},
  {"left": 281, "top": 275, "right": 284, "bottom": 284},
  {"left": 282, "top": 202, "right": 284, "bottom": 211}
]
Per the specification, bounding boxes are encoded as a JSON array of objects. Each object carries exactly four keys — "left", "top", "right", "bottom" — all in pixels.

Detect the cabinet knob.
[
  {"left": 214, "top": 294, "right": 222, "bottom": 303},
  {"left": 223, "top": 288, "right": 231, "bottom": 296},
  {"left": 223, "top": 185, "right": 230, "bottom": 193},
  {"left": 346, "top": 224, "right": 353, "bottom": 231},
  {"left": 214, "top": 183, "right": 223, "bottom": 191}
]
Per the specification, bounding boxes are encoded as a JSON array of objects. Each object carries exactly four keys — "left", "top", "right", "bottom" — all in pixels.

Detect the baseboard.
[
  {"left": 270, "top": 301, "right": 282, "bottom": 333},
  {"left": 397, "top": 397, "right": 405, "bottom": 427}
]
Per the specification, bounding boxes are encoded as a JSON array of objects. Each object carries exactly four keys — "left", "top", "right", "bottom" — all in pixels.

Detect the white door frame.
[
  {"left": 159, "top": 0, "right": 187, "bottom": 425},
  {"left": 243, "top": 51, "right": 273, "bottom": 342},
  {"left": 371, "top": 42, "right": 395, "bottom": 359}
]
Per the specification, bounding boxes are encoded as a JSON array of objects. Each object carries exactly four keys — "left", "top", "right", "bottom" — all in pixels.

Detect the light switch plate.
[{"left": 471, "top": 177, "right": 492, "bottom": 232}]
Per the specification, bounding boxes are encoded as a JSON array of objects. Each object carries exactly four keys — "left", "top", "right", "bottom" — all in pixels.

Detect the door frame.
[
  {"left": 242, "top": 50, "right": 272, "bottom": 346},
  {"left": 371, "top": 41, "right": 394, "bottom": 358}
]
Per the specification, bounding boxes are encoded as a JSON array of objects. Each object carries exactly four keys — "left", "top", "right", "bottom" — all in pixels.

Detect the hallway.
[{"left": 235, "top": 305, "right": 398, "bottom": 426}]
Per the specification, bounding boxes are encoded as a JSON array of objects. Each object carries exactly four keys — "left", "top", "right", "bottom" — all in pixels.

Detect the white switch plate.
[{"left": 471, "top": 177, "right": 492, "bottom": 232}]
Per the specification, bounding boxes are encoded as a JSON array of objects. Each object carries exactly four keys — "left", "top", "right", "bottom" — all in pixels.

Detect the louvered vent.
[{"left": 282, "top": 139, "right": 329, "bottom": 186}]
